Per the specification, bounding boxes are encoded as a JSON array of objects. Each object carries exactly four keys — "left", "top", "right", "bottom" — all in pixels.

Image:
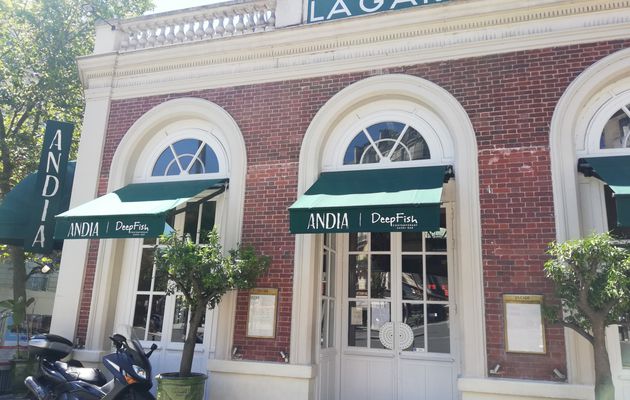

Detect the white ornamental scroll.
[{"left": 379, "top": 322, "right": 414, "bottom": 350}]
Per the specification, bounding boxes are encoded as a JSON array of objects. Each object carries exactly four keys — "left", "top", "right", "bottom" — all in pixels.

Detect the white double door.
[{"left": 321, "top": 227, "right": 457, "bottom": 400}]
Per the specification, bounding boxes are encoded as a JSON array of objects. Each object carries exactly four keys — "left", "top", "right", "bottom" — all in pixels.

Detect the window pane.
[
  {"left": 320, "top": 299, "right": 327, "bottom": 348},
  {"left": 152, "top": 147, "right": 174, "bottom": 176},
  {"left": 619, "top": 311, "right": 630, "bottom": 367},
  {"left": 427, "top": 304, "right": 450, "bottom": 353},
  {"left": 196, "top": 313, "right": 206, "bottom": 344},
  {"left": 172, "top": 139, "right": 202, "bottom": 172},
  {"left": 184, "top": 203, "right": 201, "bottom": 241},
  {"left": 402, "top": 255, "right": 423, "bottom": 300},
  {"left": 166, "top": 162, "right": 181, "bottom": 176},
  {"left": 198, "top": 202, "right": 216, "bottom": 243},
  {"left": 348, "top": 255, "right": 368, "bottom": 298},
  {"left": 322, "top": 251, "right": 328, "bottom": 296},
  {"left": 198, "top": 144, "right": 220, "bottom": 173},
  {"left": 399, "top": 127, "right": 430, "bottom": 161},
  {"left": 329, "top": 250, "right": 336, "bottom": 295},
  {"left": 348, "top": 301, "right": 367, "bottom": 348},
  {"left": 171, "top": 296, "right": 188, "bottom": 343},
  {"left": 402, "top": 232, "right": 423, "bottom": 252},
  {"left": 344, "top": 132, "right": 373, "bottom": 165},
  {"left": 366, "top": 122, "right": 404, "bottom": 142},
  {"left": 148, "top": 295, "right": 165, "bottom": 341},
  {"left": 138, "top": 248, "right": 154, "bottom": 291},
  {"left": 349, "top": 232, "right": 368, "bottom": 252},
  {"left": 426, "top": 210, "right": 447, "bottom": 251},
  {"left": 154, "top": 265, "right": 168, "bottom": 292},
  {"left": 600, "top": 108, "right": 630, "bottom": 149},
  {"left": 133, "top": 295, "right": 150, "bottom": 339},
  {"left": 370, "top": 301, "right": 390, "bottom": 349},
  {"left": 371, "top": 232, "right": 390, "bottom": 252},
  {"left": 328, "top": 300, "right": 335, "bottom": 348},
  {"left": 426, "top": 255, "right": 448, "bottom": 301},
  {"left": 371, "top": 255, "right": 391, "bottom": 299},
  {"left": 402, "top": 304, "right": 424, "bottom": 352}
]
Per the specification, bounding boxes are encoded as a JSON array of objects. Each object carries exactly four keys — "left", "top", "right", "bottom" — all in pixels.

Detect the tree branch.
[{"left": 559, "top": 319, "right": 594, "bottom": 345}]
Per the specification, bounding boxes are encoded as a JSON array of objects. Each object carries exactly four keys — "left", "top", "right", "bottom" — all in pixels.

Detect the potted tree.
[
  {"left": 153, "top": 229, "right": 269, "bottom": 400},
  {"left": 544, "top": 232, "right": 630, "bottom": 400}
]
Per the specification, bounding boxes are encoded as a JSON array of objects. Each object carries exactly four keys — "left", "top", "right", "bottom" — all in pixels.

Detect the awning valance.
[
  {"left": 583, "top": 156, "right": 630, "bottom": 227},
  {"left": 0, "top": 162, "right": 75, "bottom": 249},
  {"left": 289, "top": 166, "right": 449, "bottom": 233},
  {"left": 54, "top": 179, "right": 227, "bottom": 239}
]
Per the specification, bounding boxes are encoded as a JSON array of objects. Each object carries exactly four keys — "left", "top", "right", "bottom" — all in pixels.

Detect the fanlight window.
[
  {"left": 152, "top": 139, "right": 220, "bottom": 176},
  {"left": 600, "top": 106, "right": 630, "bottom": 149},
  {"left": 343, "top": 122, "right": 430, "bottom": 165}
]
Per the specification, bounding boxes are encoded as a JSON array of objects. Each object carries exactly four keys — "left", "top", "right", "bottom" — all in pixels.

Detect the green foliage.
[
  {"left": 0, "top": 0, "right": 152, "bottom": 348},
  {"left": 0, "top": 0, "right": 153, "bottom": 193},
  {"left": 544, "top": 232, "right": 630, "bottom": 332},
  {"left": 155, "top": 230, "right": 270, "bottom": 312},
  {"left": 0, "top": 296, "right": 35, "bottom": 359},
  {"left": 154, "top": 229, "right": 269, "bottom": 376}
]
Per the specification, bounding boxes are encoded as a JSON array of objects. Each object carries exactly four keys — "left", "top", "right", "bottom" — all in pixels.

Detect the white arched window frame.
[
  {"left": 551, "top": 49, "right": 630, "bottom": 389},
  {"left": 86, "top": 98, "right": 247, "bottom": 368},
  {"left": 322, "top": 104, "right": 454, "bottom": 172},
  {"left": 135, "top": 121, "right": 230, "bottom": 183},
  {"left": 581, "top": 90, "right": 630, "bottom": 157}
]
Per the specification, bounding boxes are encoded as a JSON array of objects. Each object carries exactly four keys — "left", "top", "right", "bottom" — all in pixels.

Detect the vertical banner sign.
[
  {"left": 307, "top": 0, "right": 448, "bottom": 23},
  {"left": 25, "top": 120, "right": 74, "bottom": 253}
]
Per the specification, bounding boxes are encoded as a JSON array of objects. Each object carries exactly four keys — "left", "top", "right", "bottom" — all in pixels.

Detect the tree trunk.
[
  {"left": 592, "top": 320, "right": 614, "bottom": 400},
  {"left": 10, "top": 246, "right": 27, "bottom": 306},
  {"left": 179, "top": 304, "right": 206, "bottom": 377},
  {"left": 9, "top": 246, "right": 27, "bottom": 354}
]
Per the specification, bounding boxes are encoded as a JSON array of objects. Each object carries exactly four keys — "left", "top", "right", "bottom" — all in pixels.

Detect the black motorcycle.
[{"left": 24, "top": 329, "right": 157, "bottom": 399}]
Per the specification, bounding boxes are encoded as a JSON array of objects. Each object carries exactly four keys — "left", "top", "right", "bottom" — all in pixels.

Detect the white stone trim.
[
  {"left": 133, "top": 124, "right": 229, "bottom": 181},
  {"left": 458, "top": 377, "right": 594, "bottom": 400},
  {"left": 291, "top": 74, "right": 486, "bottom": 381},
  {"left": 208, "top": 359, "right": 315, "bottom": 378},
  {"left": 550, "top": 47, "right": 630, "bottom": 385},
  {"left": 49, "top": 96, "right": 112, "bottom": 341},
  {"left": 321, "top": 105, "right": 454, "bottom": 170},
  {"left": 207, "top": 359, "right": 315, "bottom": 400},
  {"left": 78, "top": 0, "right": 630, "bottom": 101}
]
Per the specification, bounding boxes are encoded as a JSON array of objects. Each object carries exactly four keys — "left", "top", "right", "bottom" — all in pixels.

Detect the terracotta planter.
[{"left": 156, "top": 372, "right": 207, "bottom": 400}]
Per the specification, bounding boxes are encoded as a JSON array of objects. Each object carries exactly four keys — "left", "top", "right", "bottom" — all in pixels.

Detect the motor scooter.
[{"left": 24, "top": 328, "right": 157, "bottom": 400}]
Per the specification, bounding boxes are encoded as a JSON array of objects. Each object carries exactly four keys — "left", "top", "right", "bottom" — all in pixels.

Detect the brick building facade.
[{"left": 49, "top": 1, "right": 630, "bottom": 399}]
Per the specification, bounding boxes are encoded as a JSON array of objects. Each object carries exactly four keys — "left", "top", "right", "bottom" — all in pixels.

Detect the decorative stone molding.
[
  {"left": 117, "top": 0, "right": 276, "bottom": 52},
  {"left": 77, "top": 0, "right": 630, "bottom": 100}
]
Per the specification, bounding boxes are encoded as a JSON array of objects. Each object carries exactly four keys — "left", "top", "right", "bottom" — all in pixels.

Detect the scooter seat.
[{"left": 55, "top": 361, "right": 107, "bottom": 386}]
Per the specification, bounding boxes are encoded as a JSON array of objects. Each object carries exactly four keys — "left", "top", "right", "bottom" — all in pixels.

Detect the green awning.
[
  {"left": 289, "top": 166, "right": 448, "bottom": 233},
  {"left": 585, "top": 156, "right": 630, "bottom": 227},
  {"left": 0, "top": 161, "right": 75, "bottom": 249},
  {"left": 55, "top": 179, "right": 227, "bottom": 239}
]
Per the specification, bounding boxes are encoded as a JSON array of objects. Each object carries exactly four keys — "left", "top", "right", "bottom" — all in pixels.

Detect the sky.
[{"left": 148, "top": 0, "right": 228, "bottom": 14}]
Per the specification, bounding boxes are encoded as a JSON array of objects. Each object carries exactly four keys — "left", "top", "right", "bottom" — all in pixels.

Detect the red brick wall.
[{"left": 75, "top": 39, "right": 630, "bottom": 378}]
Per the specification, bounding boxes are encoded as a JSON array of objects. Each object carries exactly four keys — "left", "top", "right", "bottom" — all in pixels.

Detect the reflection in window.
[
  {"left": 600, "top": 107, "right": 630, "bottom": 149},
  {"left": 152, "top": 139, "right": 220, "bottom": 176},
  {"left": 343, "top": 122, "right": 430, "bottom": 165}
]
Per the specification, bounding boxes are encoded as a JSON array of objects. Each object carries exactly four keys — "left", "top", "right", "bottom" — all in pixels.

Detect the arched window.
[
  {"left": 152, "top": 138, "right": 220, "bottom": 176},
  {"left": 343, "top": 122, "right": 430, "bottom": 165},
  {"left": 600, "top": 105, "right": 630, "bottom": 149}
]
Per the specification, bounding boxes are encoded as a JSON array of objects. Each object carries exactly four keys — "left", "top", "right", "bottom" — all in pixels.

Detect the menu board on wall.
[
  {"left": 247, "top": 288, "right": 278, "bottom": 338},
  {"left": 503, "top": 294, "right": 546, "bottom": 354}
]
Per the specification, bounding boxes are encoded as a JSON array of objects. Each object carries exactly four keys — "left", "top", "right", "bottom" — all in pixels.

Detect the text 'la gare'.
[{"left": 309, "top": 0, "right": 446, "bottom": 23}]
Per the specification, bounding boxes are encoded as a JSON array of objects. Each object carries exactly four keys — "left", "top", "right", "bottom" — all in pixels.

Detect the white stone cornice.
[{"left": 77, "top": 0, "right": 630, "bottom": 100}]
